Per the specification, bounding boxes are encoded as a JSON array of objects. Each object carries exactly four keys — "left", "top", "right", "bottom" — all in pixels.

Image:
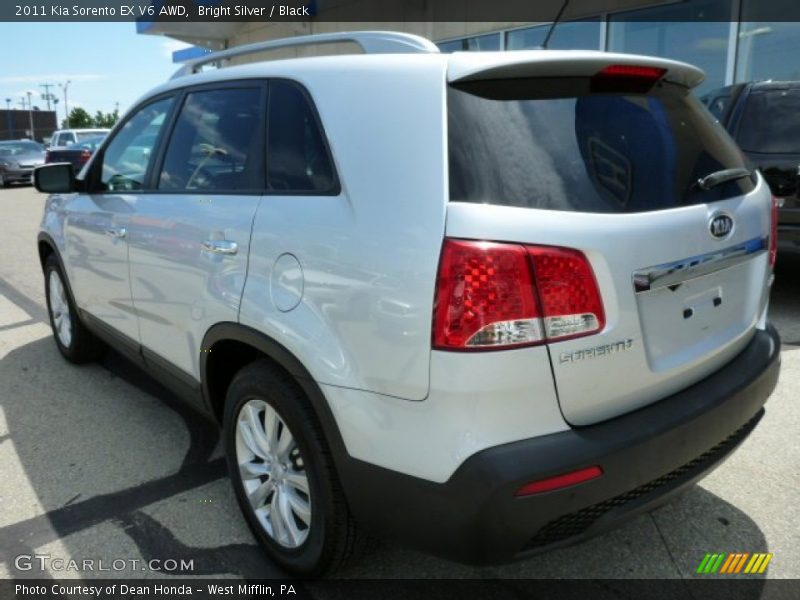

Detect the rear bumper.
[{"left": 339, "top": 325, "right": 781, "bottom": 565}]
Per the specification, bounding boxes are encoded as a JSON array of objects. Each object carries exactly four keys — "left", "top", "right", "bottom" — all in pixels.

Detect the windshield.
[
  {"left": 0, "top": 141, "right": 44, "bottom": 156},
  {"left": 448, "top": 79, "right": 754, "bottom": 213},
  {"left": 76, "top": 131, "right": 107, "bottom": 143},
  {"left": 78, "top": 135, "right": 106, "bottom": 150},
  {"left": 737, "top": 88, "right": 800, "bottom": 154}
]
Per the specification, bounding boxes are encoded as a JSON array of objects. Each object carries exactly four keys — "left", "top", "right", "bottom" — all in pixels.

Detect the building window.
[
  {"left": 506, "top": 18, "right": 602, "bottom": 51},
  {"left": 736, "top": 11, "right": 800, "bottom": 83},
  {"left": 608, "top": 0, "right": 732, "bottom": 95},
  {"left": 437, "top": 32, "right": 501, "bottom": 53}
]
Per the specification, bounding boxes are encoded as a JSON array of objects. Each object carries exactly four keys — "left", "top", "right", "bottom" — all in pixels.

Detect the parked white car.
[
  {"left": 49, "top": 128, "right": 110, "bottom": 148},
  {"left": 33, "top": 32, "right": 780, "bottom": 576}
]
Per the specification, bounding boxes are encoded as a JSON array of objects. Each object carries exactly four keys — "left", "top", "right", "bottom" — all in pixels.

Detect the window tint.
[
  {"left": 159, "top": 88, "right": 262, "bottom": 192},
  {"left": 267, "top": 80, "right": 337, "bottom": 194},
  {"left": 737, "top": 88, "right": 800, "bottom": 154},
  {"left": 100, "top": 97, "right": 173, "bottom": 192},
  {"left": 448, "top": 80, "right": 754, "bottom": 213}
]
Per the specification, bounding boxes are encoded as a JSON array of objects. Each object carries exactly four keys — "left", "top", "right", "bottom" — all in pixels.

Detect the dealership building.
[{"left": 140, "top": 0, "right": 800, "bottom": 96}]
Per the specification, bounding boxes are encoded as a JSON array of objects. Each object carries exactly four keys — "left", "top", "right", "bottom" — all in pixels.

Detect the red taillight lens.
[
  {"left": 433, "top": 239, "right": 605, "bottom": 350},
  {"left": 433, "top": 240, "right": 542, "bottom": 349},
  {"left": 79, "top": 150, "right": 91, "bottom": 163},
  {"left": 591, "top": 64, "right": 667, "bottom": 93},
  {"left": 769, "top": 196, "right": 779, "bottom": 268},
  {"left": 515, "top": 465, "right": 604, "bottom": 496},
  {"left": 528, "top": 247, "right": 605, "bottom": 341},
  {"left": 597, "top": 64, "right": 667, "bottom": 79}
]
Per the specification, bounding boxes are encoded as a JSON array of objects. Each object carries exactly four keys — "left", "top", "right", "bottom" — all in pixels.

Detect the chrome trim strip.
[{"left": 633, "top": 237, "right": 767, "bottom": 293}]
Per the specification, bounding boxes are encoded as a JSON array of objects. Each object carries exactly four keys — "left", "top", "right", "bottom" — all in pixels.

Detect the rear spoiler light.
[{"left": 591, "top": 64, "right": 667, "bottom": 93}]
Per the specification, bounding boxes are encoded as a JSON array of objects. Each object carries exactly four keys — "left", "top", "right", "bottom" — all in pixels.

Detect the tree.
[
  {"left": 62, "top": 107, "right": 93, "bottom": 128},
  {"left": 93, "top": 109, "right": 119, "bottom": 128}
]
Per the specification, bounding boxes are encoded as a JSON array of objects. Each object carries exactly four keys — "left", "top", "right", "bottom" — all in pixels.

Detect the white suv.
[{"left": 34, "top": 32, "right": 781, "bottom": 576}]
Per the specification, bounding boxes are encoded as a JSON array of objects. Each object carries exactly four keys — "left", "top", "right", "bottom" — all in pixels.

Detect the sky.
[{"left": 0, "top": 22, "right": 190, "bottom": 121}]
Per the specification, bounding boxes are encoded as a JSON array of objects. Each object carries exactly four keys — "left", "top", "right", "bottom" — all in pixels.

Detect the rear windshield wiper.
[{"left": 696, "top": 168, "right": 752, "bottom": 191}]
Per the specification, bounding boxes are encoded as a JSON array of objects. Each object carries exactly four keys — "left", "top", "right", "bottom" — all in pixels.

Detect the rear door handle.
[
  {"left": 105, "top": 227, "right": 127, "bottom": 239},
  {"left": 202, "top": 239, "right": 239, "bottom": 255}
]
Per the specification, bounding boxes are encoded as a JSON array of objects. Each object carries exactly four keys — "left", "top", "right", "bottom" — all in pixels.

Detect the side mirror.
[{"left": 34, "top": 163, "right": 76, "bottom": 194}]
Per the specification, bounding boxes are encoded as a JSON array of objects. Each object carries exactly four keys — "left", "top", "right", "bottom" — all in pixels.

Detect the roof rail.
[{"left": 171, "top": 31, "right": 439, "bottom": 79}]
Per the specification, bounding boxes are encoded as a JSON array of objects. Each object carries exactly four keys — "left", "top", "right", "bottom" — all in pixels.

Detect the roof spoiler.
[{"left": 447, "top": 51, "right": 705, "bottom": 89}]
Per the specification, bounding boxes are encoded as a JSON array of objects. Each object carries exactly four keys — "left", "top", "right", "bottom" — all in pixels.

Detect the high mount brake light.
[
  {"left": 433, "top": 239, "right": 605, "bottom": 351},
  {"left": 591, "top": 64, "right": 667, "bottom": 93}
]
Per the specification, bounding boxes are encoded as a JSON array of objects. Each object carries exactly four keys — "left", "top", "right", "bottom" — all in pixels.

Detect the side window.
[
  {"left": 51, "top": 134, "right": 60, "bottom": 147},
  {"left": 99, "top": 97, "right": 173, "bottom": 192},
  {"left": 158, "top": 87, "right": 262, "bottom": 192},
  {"left": 267, "top": 80, "right": 337, "bottom": 194}
]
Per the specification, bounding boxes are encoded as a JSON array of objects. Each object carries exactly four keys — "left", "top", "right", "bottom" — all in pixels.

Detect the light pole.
[
  {"left": 26, "top": 91, "right": 34, "bottom": 140},
  {"left": 4, "top": 98, "right": 11, "bottom": 140},
  {"left": 60, "top": 80, "right": 71, "bottom": 128}
]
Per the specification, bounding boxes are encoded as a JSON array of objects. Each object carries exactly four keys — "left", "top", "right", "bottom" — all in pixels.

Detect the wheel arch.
[
  {"left": 200, "top": 322, "right": 350, "bottom": 467},
  {"left": 37, "top": 232, "right": 59, "bottom": 271}
]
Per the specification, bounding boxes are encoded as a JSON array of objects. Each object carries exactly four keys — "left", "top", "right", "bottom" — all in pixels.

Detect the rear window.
[
  {"left": 448, "top": 79, "right": 754, "bottom": 213},
  {"left": 737, "top": 88, "right": 800, "bottom": 154}
]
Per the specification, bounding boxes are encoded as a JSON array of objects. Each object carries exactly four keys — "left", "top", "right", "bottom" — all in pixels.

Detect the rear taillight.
[
  {"left": 528, "top": 246, "right": 606, "bottom": 341},
  {"left": 769, "top": 196, "right": 779, "bottom": 268},
  {"left": 44, "top": 151, "right": 51, "bottom": 163},
  {"left": 591, "top": 64, "right": 667, "bottom": 93},
  {"left": 79, "top": 150, "right": 91, "bottom": 164},
  {"left": 432, "top": 239, "right": 605, "bottom": 350}
]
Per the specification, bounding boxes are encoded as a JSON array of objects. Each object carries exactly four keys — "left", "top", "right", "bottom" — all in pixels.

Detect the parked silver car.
[
  {"left": 0, "top": 140, "right": 45, "bottom": 186},
  {"left": 33, "top": 32, "right": 780, "bottom": 576}
]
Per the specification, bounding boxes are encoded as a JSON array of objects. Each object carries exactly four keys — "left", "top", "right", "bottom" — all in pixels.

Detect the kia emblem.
[{"left": 709, "top": 213, "right": 734, "bottom": 240}]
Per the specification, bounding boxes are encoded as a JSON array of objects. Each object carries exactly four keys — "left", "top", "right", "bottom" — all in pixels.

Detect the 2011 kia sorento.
[{"left": 34, "top": 32, "right": 780, "bottom": 576}]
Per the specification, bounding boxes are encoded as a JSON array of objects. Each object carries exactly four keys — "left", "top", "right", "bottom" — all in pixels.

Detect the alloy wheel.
[
  {"left": 235, "top": 399, "right": 312, "bottom": 548},
  {"left": 48, "top": 270, "right": 73, "bottom": 348}
]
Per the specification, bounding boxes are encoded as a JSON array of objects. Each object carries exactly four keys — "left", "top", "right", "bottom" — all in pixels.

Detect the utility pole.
[
  {"left": 60, "top": 80, "right": 71, "bottom": 128},
  {"left": 4, "top": 98, "right": 11, "bottom": 140},
  {"left": 39, "top": 83, "right": 55, "bottom": 111},
  {"left": 26, "top": 91, "right": 34, "bottom": 140}
]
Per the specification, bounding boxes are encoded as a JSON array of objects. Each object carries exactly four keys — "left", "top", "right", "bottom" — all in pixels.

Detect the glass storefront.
[
  {"left": 608, "top": 0, "right": 732, "bottom": 95},
  {"left": 506, "top": 19, "right": 602, "bottom": 51},
  {"left": 435, "top": 0, "right": 800, "bottom": 95},
  {"left": 736, "top": 21, "right": 800, "bottom": 83},
  {"left": 438, "top": 32, "right": 501, "bottom": 53}
]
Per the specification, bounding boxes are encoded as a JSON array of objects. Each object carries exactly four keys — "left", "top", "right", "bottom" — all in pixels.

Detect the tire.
[
  {"left": 43, "top": 254, "right": 103, "bottom": 363},
  {"left": 223, "top": 360, "right": 369, "bottom": 576}
]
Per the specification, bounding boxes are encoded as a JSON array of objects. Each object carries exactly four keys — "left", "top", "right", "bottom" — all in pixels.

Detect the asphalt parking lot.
[{"left": 0, "top": 183, "right": 798, "bottom": 583}]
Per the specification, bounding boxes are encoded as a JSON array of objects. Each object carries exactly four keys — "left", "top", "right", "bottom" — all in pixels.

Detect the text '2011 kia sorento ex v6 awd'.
[{"left": 34, "top": 32, "right": 780, "bottom": 576}]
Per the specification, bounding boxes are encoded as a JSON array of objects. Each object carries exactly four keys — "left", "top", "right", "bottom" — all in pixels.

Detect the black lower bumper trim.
[
  {"left": 336, "top": 325, "right": 781, "bottom": 565},
  {"left": 521, "top": 411, "right": 760, "bottom": 551}
]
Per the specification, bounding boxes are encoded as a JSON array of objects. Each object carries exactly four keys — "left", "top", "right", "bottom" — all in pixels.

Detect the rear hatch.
[{"left": 444, "top": 52, "right": 774, "bottom": 426}]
